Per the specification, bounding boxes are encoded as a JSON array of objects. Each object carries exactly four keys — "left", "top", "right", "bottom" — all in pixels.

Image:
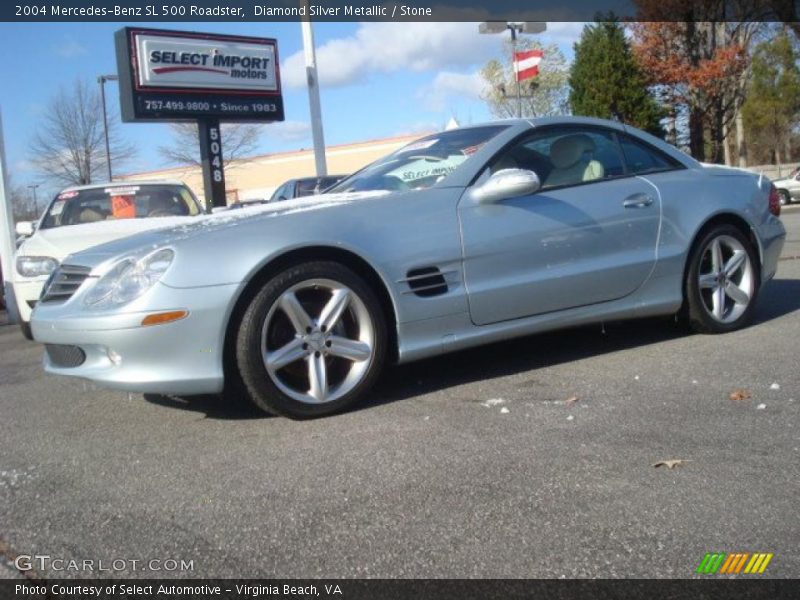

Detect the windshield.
[
  {"left": 328, "top": 125, "right": 509, "bottom": 194},
  {"left": 40, "top": 184, "right": 201, "bottom": 229}
]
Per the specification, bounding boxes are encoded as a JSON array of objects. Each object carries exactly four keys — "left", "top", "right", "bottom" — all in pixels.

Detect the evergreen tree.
[
  {"left": 569, "top": 20, "right": 663, "bottom": 135},
  {"left": 741, "top": 30, "right": 800, "bottom": 167}
]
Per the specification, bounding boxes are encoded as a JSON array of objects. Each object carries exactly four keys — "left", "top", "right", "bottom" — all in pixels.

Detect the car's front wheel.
[
  {"left": 684, "top": 225, "right": 760, "bottom": 334},
  {"left": 778, "top": 189, "right": 791, "bottom": 205},
  {"left": 235, "top": 261, "right": 387, "bottom": 418}
]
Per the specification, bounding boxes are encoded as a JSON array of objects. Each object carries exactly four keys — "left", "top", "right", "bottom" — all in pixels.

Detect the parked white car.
[
  {"left": 11, "top": 180, "right": 203, "bottom": 339},
  {"left": 772, "top": 166, "right": 800, "bottom": 205}
]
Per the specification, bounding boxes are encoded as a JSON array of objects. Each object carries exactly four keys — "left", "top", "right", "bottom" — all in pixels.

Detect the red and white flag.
[{"left": 514, "top": 50, "right": 543, "bottom": 82}]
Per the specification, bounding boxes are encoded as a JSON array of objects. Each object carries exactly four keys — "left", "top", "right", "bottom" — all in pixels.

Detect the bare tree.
[
  {"left": 158, "top": 123, "right": 264, "bottom": 168},
  {"left": 29, "top": 79, "right": 136, "bottom": 186}
]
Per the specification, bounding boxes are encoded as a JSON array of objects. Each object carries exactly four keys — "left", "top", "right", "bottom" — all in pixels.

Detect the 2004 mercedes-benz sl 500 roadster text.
[{"left": 31, "top": 118, "right": 786, "bottom": 418}]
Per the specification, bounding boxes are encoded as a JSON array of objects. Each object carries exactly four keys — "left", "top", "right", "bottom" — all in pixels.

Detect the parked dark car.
[{"left": 269, "top": 175, "right": 347, "bottom": 202}]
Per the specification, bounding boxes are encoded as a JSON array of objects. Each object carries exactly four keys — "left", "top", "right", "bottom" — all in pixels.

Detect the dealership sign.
[{"left": 115, "top": 27, "right": 285, "bottom": 122}]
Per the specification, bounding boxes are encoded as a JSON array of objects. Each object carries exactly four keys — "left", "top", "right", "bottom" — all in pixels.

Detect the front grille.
[
  {"left": 45, "top": 344, "right": 86, "bottom": 368},
  {"left": 40, "top": 265, "right": 91, "bottom": 303}
]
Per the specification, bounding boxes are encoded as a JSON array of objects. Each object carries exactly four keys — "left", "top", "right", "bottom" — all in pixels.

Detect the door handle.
[{"left": 623, "top": 194, "right": 654, "bottom": 208}]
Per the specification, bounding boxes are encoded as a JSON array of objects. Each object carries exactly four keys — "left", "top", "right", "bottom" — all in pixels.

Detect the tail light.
[{"left": 769, "top": 184, "right": 781, "bottom": 217}]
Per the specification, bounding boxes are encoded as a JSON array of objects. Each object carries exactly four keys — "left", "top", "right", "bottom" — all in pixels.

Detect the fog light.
[
  {"left": 141, "top": 310, "right": 189, "bottom": 327},
  {"left": 107, "top": 348, "right": 122, "bottom": 365}
]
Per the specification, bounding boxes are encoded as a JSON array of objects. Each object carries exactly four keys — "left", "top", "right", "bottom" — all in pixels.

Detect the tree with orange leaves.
[{"left": 629, "top": 0, "right": 762, "bottom": 162}]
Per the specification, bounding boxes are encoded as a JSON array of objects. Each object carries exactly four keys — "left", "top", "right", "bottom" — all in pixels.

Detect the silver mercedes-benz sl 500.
[{"left": 31, "top": 117, "right": 786, "bottom": 418}]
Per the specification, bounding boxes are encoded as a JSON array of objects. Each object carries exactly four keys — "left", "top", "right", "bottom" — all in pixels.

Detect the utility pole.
[
  {"left": 98, "top": 74, "right": 119, "bottom": 181},
  {"left": 27, "top": 184, "right": 40, "bottom": 217},
  {"left": 300, "top": 2, "right": 327, "bottom": 176}
]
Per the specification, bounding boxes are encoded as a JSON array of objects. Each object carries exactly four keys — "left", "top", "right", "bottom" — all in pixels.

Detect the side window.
[
  {"left": 490, "top": 128, "right": 625, "bottom": 190},
  {"left": 619, "top": 135, "right": 682, "bottom": 174}
]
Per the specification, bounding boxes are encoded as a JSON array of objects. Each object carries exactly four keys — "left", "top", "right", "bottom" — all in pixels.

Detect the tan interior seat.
[
  {"left": 78, "top": 207, "right": 105, "bottom": 223},
  {"left": 544, "top": 134, "right": 605, "bottom": 187}
]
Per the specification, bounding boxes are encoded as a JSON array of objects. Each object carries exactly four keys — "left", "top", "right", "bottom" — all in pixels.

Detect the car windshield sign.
[{"left": 328, "top": 125, "right": 509, "bottom": 194}]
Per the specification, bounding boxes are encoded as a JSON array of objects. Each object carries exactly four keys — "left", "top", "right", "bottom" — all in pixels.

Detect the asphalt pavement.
[{"left": 1, "top": 208, "right": 799, "bottom": 579}]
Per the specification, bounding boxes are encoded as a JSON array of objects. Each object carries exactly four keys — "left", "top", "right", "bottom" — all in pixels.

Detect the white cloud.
[
  {"left": 540, "top": 22, "right": 586, "bottom": 47},
  {"left": 56, "top": 36, "right": 87, "bottom": 58},
  {"left": 281, "top": 22, "right": 498, "bottom": 89},
  {"left": 265, "top": 120, "right": 311, "bottom": 143},
  {"left": 13, "top": 159, "right": 35, "bottom": 173},
  {"left": 418, "top": 71, "right": 488, "bottom": 111}
]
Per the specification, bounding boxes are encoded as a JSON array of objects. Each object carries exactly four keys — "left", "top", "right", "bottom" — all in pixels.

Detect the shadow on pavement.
[
  {"left": 143, "top": 392, "right": 269, "bottom": 420},
  {"left": 143, "top": 276, "right": 800, "bottom": 419}
]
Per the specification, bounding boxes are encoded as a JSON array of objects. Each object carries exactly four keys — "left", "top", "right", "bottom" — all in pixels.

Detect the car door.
[
  {"left": 459, "top": 125, "right": 661, "bottom": 326},
  {"left": 789, "top": 171, "right": 800, "bottom": 199}
]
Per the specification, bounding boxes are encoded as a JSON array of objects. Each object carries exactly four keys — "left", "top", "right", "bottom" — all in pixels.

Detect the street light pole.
[
  {"left": 478, "top": 21, "right": 547, "bottom": 119},
  {"left": 300, "top": 0, "right": 328, "bottom": 177},
  {"left": 509, "top": 25, "right": 522, "bottom": 119},
  {"left": 97, "top": 74, "right": 119, "bottom": 182}
]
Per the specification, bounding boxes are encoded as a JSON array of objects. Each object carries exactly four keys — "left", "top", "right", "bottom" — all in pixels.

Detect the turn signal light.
[
  {"left": 768, "top": 184, "right": 781, "bottom": 217},
  {"left": 141, "top": 310, "right": 189, "bottom": 327}
]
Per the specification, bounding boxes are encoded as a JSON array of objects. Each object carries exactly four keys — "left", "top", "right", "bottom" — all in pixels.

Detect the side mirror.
[
  {"left": 15, "top": 221, "right": 35, "bottom": 237},
  {"left": 473, "top": 169, "right": 541, "bottom": 204}
]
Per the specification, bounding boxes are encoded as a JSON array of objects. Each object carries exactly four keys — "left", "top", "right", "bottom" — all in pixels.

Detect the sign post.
[
  {"left": 0, "top": 107, "right": 21, "bottom": 323},
  {"left": 198, "top": 118, "right": 226, "bottom": 208},
  {"left": 115, "top": 28, "right": 284, "bottom": 209}
]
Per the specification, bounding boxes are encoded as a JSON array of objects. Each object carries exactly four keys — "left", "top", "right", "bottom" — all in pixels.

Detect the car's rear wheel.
[
  {"left": 778, "top": 189, "right": 791, "bottom": 205},
  {"left": 235, "top": 261, "right": 387, "bottom": 418},
  {"left": 684, "top": 225, "right": 760, "bottom": 334}
]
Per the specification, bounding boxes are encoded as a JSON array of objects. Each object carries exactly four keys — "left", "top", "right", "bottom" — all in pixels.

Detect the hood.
[
  {"left": 60, "top": 191, "right": 391, "bottom": 270},
  {"left": 16, "top": 216, "right": 197, "bottom": 261}
]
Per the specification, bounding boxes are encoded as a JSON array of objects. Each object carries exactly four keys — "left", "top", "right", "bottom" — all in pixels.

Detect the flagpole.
[{"left": 510, "top": 26, "right": 522, "bottom": 118}]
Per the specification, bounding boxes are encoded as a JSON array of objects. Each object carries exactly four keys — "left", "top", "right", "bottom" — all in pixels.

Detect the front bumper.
[
  {"left": 12, "top": 278, "right": 47, "bottom": 323},
  {"left": 31, "top": 281, "right": 240, "bottom": 395}
]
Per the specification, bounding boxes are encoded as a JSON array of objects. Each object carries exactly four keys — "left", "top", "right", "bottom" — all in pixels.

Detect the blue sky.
[{"left": 0, "top": 21, "right": 582, "bottom": 194}]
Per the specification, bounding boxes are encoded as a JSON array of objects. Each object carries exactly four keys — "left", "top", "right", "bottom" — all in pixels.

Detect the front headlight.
[
  {"left": 16, "top": 256, "right": 58, "bottom": 278},
  {"left": 84, "top": 248, "right": 175, "bottom": 309}
]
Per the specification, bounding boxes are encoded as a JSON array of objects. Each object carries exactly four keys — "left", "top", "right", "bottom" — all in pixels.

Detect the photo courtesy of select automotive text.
[{"left": 0, "top": 0, "right": 799, "bottom": 597}]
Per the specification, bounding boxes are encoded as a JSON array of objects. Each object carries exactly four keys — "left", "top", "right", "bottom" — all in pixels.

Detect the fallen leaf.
[
  {"left": 729, "top": 389, "right": 751, "bottom": 401},
  {"left": 652, "top": 459, "right": 691, "bottom": 469},
  {"left": 565, "top": 395, "right": 580, "bottom": 406}
]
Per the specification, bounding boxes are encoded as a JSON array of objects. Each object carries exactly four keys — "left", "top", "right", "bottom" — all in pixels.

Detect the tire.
[
  {"left": 235, "top": 261, "right": 387, "bottom": 418},
  {"left": 684, "top": 225, "right": 760, "bottom": 334},
  {"left": 778, "top": 189, "right": 791, "bottom": 205}
]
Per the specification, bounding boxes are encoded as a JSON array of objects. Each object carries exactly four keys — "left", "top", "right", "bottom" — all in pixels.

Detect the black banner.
[
  {"left": 4, "top": 579, "right": 800, "bottom": 600},
  {"left": 2, "top": 0, "right": 799, "bottom": 22}
]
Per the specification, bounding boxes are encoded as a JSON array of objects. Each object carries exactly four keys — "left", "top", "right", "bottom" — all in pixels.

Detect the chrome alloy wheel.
[
  {"left": 260, "top": 279, "right": 376, "bottom": 404},
  {"left": 698, "top": 235, "right": 754, "bottom": 324}
]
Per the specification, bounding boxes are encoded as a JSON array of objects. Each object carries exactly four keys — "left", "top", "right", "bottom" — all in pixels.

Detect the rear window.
[{"left": 40, "top": 184, "right": 201, "bottom": 229}]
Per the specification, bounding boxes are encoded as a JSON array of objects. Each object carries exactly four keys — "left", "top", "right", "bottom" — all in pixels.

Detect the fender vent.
[{"left": 405, "top": 267, "right": 448, "bottom": 297}]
